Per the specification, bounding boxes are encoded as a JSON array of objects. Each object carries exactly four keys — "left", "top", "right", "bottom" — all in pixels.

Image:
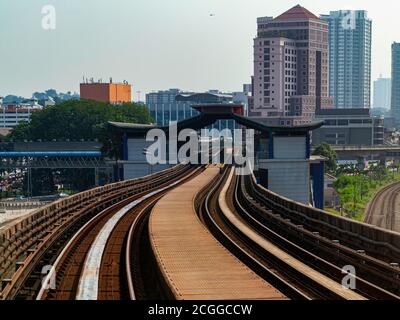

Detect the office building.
[
  {"left": 312, "top": 108, "right": 384, "bottom": 146},
  {"left": 391, "top": 42, "right": 400, "bottom": 126},
  {"left": 146, "top": 89, "right": 201, "bottom": 126},
  {"left": 146, "top": 88, "right": 249, "bottom": 129},
  {"left": 321, "top": 10, "right": 372, "bottom": 109},
  {"left": 80, "top": 78, "right": 132, "bottom": 104},
  {"left": 373, "top": 77, "right": 391, "bottom": 109},
  {"left": 252, "top": 5, "right": 333, "bottom": 125}
]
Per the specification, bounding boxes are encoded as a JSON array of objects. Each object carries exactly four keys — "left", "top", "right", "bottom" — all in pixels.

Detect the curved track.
[
  {"left": 149, "top": 166, "right": 286, "bottom": 300},
  {"left": 365, "top": 182, "right": 400, "bottom": 232},
  {"left": 1, "top": 165, "right": 190, "bottom": 300},
  {"left": 238, "top": 170, "right": 400, "bottom": 299},
  {"left": 28, "top": 166, "right": 199, "bottom": 300},
  {"left": 198, "top": 167, "right": 374, "bottom": 300},
  {"left": 5, "top": 161, "right": 400, "bottom": 300}
]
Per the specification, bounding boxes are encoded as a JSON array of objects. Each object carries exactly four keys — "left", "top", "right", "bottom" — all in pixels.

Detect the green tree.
[
  {"left": 7, "top": 100, "right": 152, "bottom": 141},
  {"left": 312, "top": 143, "right": 338, "bottom": 172},
  {"left": 6, "top": 99, "right": 154, "bottom": 195}
]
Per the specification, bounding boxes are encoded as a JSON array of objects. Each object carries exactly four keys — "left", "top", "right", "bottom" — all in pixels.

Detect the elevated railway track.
[
  {"left": 236, "top": 170, "right": 400, "bottom": 299},
  {"left": 37, "top": 166, "right": 201, "bottom": 300},
  {"left": 365, "top": 182, "right": 400, "bottom": 233},
  {"left": 149, "top": 166, "right": 286, "bottom": 300},
  {"left": 0, "top": 164, "right": 192, "bottom": 299},
  {"left": 197, "top": 167, "right": 368, "bottom": 300},
  {"left": 1, "top": 161, "right": 400, "bottom": 300}
]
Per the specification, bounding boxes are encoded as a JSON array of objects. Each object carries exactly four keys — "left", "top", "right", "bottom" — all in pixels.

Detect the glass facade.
[
  {"left": 146, "top": 89, "right": 199, "bottom": 126},
  {"left": 145, "top": 89, "right": 238, "bottom": 131},
  {"left": 321, "top": 11, "right": 372, "bottom": 109}
]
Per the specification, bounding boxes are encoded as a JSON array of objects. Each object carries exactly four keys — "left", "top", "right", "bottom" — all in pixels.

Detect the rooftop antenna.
[{"left": 110, "top": 77, "right": 113, "bottom": 84}]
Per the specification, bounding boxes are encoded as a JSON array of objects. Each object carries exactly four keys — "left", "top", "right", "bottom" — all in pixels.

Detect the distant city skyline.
[{"left": 0, "top": 0, "right": 399, "bottom": 99}]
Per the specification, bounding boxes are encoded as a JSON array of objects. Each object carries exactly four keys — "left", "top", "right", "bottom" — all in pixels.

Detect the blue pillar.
[
  {"left": 268, "top": 134, "right": 274, "bottom": 159},
  {"left": 311, "top": 162, "right": 325, "bottom": 209}
]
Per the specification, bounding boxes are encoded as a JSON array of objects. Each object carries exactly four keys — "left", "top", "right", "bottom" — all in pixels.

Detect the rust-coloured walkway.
[{"left": 149, "top": 166, "right": 286, "bottom": 300}]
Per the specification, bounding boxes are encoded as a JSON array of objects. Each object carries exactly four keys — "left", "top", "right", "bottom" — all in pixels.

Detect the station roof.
[
  {"left": 231, "top": 114, "right": 323, "bottom": 133},
  {"left": 176, "top": 92, "right": 232, "bottom": 101},
  {"left": 108, "top": 112, "right": 323, "bottom": 136}
]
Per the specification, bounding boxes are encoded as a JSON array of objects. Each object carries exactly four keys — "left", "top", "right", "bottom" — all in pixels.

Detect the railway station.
[
  {"left": 3, "top": 0, "right": 400, "bottom": 311},
  {"left": 109, "top": 103, "right": 326, "bottom": 208},
  {"left": 0, "top": 104, "right": 399, "bottom": 302}
]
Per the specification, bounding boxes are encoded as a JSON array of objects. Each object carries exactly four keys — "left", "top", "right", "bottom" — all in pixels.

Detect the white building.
[{"left": 0, "top": 99, "right": 43, "bottom": 128}]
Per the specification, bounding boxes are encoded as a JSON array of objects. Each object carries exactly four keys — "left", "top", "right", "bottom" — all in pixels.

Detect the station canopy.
[{"left": 109, "top": 103, "right": 323, "bottom": 137}]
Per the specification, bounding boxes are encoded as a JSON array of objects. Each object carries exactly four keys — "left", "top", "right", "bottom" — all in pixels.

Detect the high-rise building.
[
  {"left": 391, "top": 42, "right": 400, "bottom": 125},
  {"left": 252, "top": 5, "right": 333, "bottom": 126},
  {"left": 321, "top": 10, "right": 372, "bottom": 109},
  {"left": 80, "top": 78, "right": 132, "bottom": 104},
  {"left": 373, "top": 76, "right": 391, "bottom": 109}
]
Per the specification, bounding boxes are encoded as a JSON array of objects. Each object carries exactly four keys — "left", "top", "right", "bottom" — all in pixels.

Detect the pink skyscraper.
[{"left": 252, "top": 5, "right": 333, "bottom": 126}]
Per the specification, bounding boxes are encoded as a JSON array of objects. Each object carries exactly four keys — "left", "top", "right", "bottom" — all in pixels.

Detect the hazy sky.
[{"left": 0, "top": 0, "right": 399, "bottom": 99}]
